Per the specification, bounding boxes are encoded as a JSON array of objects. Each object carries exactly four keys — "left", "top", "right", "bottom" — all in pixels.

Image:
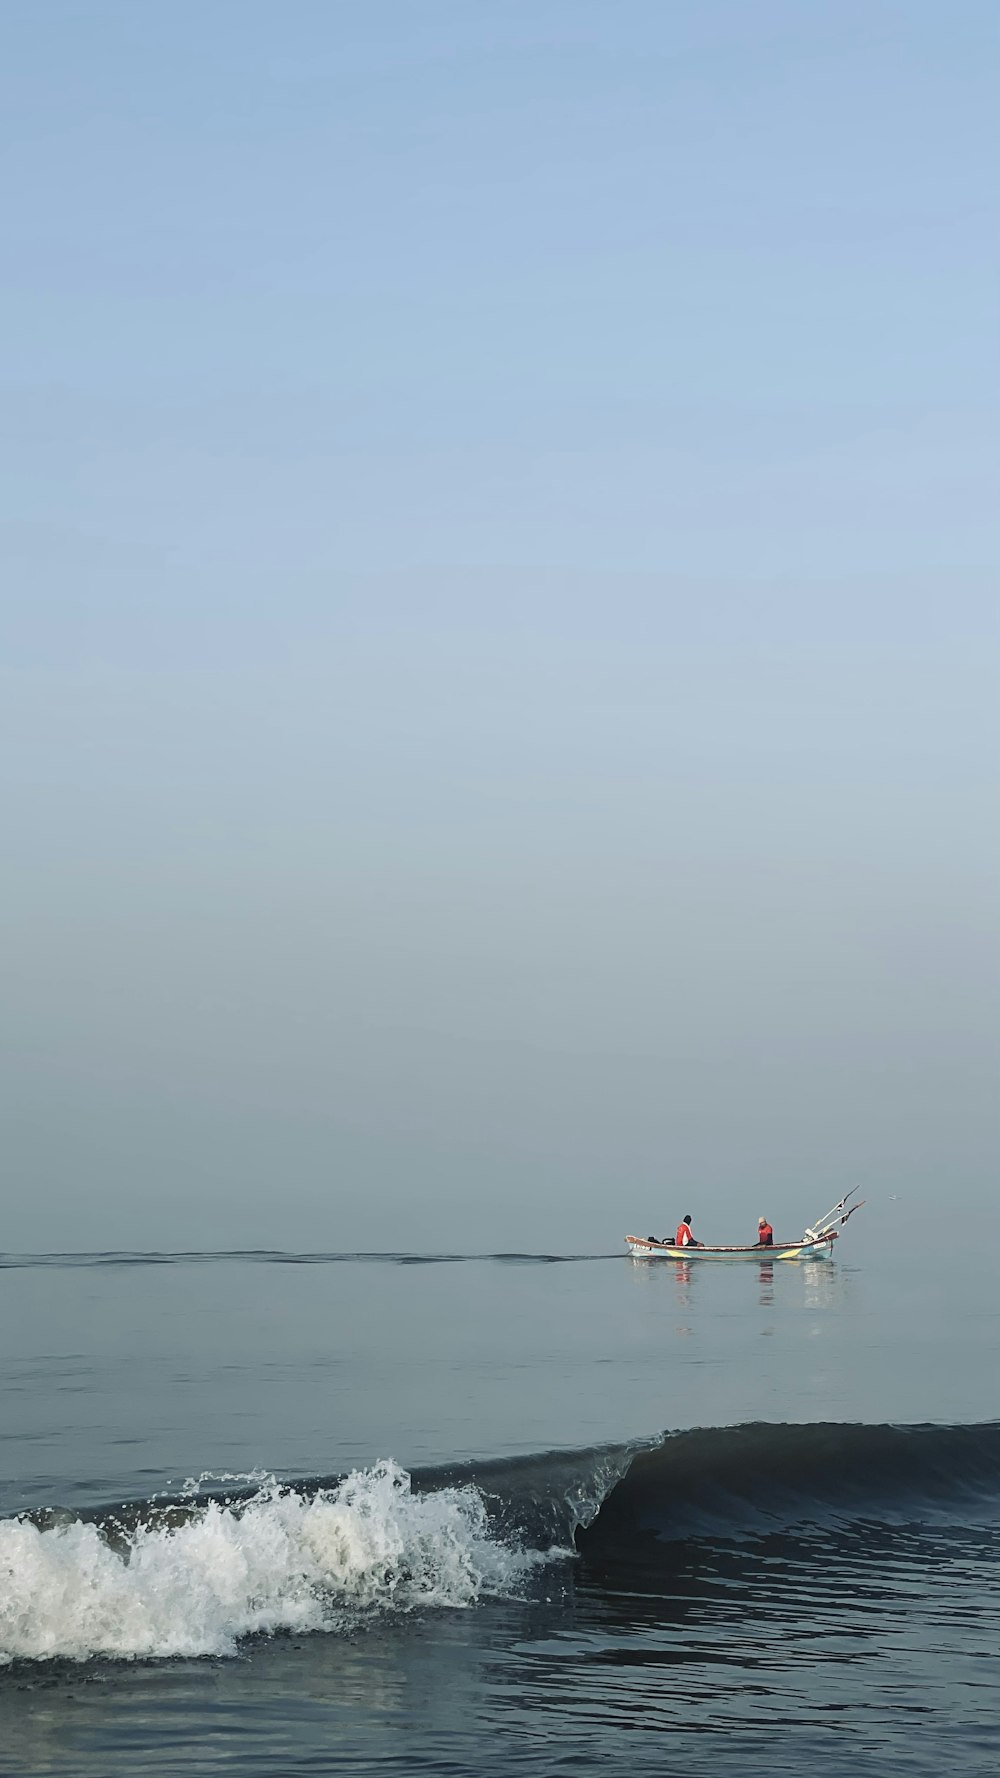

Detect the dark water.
[{"left": 2, "top": 1211, "right": 999, "bottom": 1775}]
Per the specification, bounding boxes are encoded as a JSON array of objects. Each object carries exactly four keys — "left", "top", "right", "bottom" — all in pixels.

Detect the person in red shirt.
[
  {"left": 675, "top": 1214, "right": 699, "bottom": 1247},
  {"left": 756, "top": 1216, "right": 774, "bottom": 1247}
]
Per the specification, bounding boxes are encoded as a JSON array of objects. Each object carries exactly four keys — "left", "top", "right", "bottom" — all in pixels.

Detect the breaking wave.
[
  {"left": 4, "top": 1421, "right": 999, "bottom": 1666},
  {"left": 0, "top": 1441, "right": 634, "bottom": 1666},
  {"left": 0, "top": 1460, "right": 553, "bottom": 1665}
]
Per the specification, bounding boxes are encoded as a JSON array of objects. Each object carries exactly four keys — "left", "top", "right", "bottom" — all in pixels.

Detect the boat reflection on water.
[
  {"left": 801, "top": 1258, "right": 842, "bottom": 1308},
  {"left": 626, "top": 1254, "right": 698, "bottom": 1296},
  {"left": 626, "top": 1249, "right": 844, "bottom": 1314},
  {"left": 669, "top": 1258, "right": 696, "bottom": 1333}
]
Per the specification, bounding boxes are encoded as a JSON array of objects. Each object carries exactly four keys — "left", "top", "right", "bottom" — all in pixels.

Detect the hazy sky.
[{"left": 2, "top": 1, "right": 997, "bottom": 1250}]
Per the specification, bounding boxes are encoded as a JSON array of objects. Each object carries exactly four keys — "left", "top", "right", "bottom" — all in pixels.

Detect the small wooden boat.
[
  {"left": 626, "top": 1191, "right": 864, "bottom": 1263},
  {"left": 626, "top": 1231, "right": 837, "bottom": 1261}
]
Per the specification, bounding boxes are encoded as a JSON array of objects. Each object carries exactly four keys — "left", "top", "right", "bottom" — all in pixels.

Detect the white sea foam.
[{"left": 0, "top": 1460, "right": 542, "bottom": 1665}]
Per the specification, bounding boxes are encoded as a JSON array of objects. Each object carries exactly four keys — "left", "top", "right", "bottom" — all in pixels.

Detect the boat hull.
[{"left": 625, "top": 1234, "right": 837, "bottom": 1262}]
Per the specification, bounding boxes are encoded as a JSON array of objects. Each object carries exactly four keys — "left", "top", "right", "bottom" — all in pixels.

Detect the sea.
[{"left": 2, "top": 1198, "right": 999, "bottom": 1777}]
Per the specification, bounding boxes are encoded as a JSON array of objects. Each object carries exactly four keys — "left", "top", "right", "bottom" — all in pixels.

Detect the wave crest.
[
  {"left": 577, "top": 1420, "right": 1000, "bottom": 1558},
  {"left": 9, "top": 1422, "right": 999, "bottom": 1666},
  {"left": 0, "top": 1460, "right": 538, "bottom": 1665}
]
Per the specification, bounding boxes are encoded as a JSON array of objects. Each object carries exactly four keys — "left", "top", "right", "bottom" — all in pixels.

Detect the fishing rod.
[{"left": 803, "top": 1187, "right": 866, "bottom": 1241}]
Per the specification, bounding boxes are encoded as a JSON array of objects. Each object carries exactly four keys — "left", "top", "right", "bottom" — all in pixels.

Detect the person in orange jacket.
[
  {"left": 756, "top": 1216, "right": 774, "bottom": 1247},
  {"left": 675, "top": 1214, "right": 700, "bottom": 1248}
]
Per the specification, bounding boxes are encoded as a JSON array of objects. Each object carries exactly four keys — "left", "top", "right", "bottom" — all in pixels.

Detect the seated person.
[{"left": 756, "top": 1216, "right": 774, "bottom": 1247}]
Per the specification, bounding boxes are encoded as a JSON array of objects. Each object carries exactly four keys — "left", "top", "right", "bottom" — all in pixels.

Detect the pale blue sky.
[{"left": 2, "top": 2, "right": 997, "bottom": 1248}]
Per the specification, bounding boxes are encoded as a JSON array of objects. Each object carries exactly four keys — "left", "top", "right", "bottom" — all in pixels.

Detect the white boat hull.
[{"left": 625, "top": 1233, "right": 837, "bottom": 1262}]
